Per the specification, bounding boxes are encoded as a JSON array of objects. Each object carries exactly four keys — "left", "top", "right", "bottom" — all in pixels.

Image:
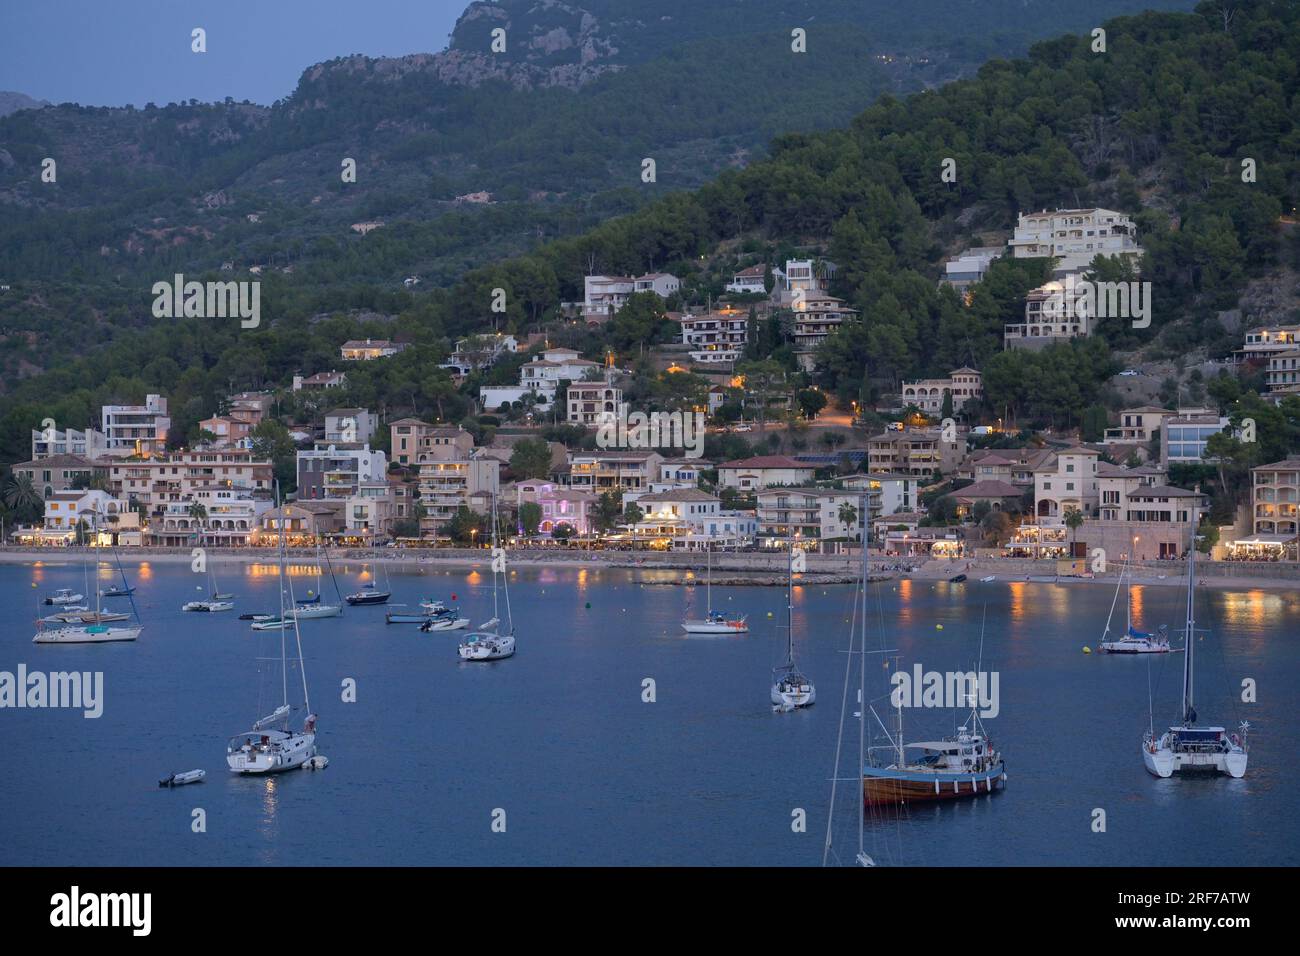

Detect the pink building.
[{"left": 515, "top": 481, "right": 596, "bottom": 537}]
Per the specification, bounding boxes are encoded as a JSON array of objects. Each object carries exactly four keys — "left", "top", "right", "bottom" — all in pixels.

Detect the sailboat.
[
  {"left": 345, "top": 547, "right": 391, "bottom": 605},
  {"left": 182, "top": 556, "right": 235, "bottom": 612},
  {"left": 681, "top": 545, "right": 748, "bottom": 634},
  {"left": 823, "top": 499, "right": 879, "bottom": 867},
  {"left": 291, "top": 547, "right": 342, "bottom": 619},
  {"left": 860, "top": 605, "right": 1006, "bottom": 805},
  {"left": 771, "top": 543, "right": 814, "bottom": 710},
  {"left": 1143, "top": 503, "right": 1248, "bottom": 778},
  {"left": 227, "top": 485, "right": 319, "bottom": 774},
  {"left": 458, "top": 495, "right": 515, "bottom": 661},
  {"left": 1099, "top": 540, "right": 1169, "bottom": 653},
  {"left": 33, "top": 527, "right": 143, "bottom": 644}
]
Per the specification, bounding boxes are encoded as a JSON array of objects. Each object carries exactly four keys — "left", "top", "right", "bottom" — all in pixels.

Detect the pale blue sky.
[{"left": 0, "top": 0, "right": 469, "bottom": 106}]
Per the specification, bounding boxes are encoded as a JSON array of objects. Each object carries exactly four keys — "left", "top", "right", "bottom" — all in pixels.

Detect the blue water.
[{"left": 1, "top": 557, "right": 1297, "bottom": 866}]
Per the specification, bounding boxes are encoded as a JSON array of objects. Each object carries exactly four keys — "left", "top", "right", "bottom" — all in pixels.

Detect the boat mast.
[
  {"left": 1125, "top": 536, "right": 1134, "bottom": 633},
  {"left": 705, "top": 544, "right": 712, "bottom": 617},
  {"left": 1181, "top": 500, "right": 1197, "bottom": 726},
  {"left": 276, "top": 486, "right": 288, "bottom": 712},
  {"left": 786, "top": 537, "right": 796, "bottom": 667},
  {"left": 857, "top": 494, "right": 866, "bottom": 862}
]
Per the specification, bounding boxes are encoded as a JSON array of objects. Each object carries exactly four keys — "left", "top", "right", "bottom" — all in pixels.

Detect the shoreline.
[{"left": 2, "top": 547, "right": 1296, "bottom": 592}]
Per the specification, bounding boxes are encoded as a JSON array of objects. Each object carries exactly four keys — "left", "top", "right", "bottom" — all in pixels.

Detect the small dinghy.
[
  {"left": 159, "top": 769, "right": 206, "bottom": 787},
  {"left": 304, "top": 755, "right": 329, "bottom": 771},
  {"left": 100, "top": 585, "right": 136, "bottom": 597},
  {"left": 238, "top": 612, "right": 271, "bottom": 621},
  {"left": 979, "top": 575, "right": 996, "bottom": 583},
  {"left": 949, "top": 573, "right": 968, "bottom": 583}
]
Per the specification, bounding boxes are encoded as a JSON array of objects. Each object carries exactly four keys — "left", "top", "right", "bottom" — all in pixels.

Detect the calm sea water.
[{"left": 1, "top": 557, "right": 1297, "bottom": 867}]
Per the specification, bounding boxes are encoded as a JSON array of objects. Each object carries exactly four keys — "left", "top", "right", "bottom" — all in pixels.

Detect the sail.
[
  {"left": 253, "top": 704, "right": 290, "bottom": 730},
  {"left": 1127, "top": 625, "right": 1152, "bottom": 639}
]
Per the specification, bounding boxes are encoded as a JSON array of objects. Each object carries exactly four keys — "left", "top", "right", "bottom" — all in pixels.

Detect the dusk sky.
[{"left": 0, "top": 0, "right": 469, "bottom": 107}]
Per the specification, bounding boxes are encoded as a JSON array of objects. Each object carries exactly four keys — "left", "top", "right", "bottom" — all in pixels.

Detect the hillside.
[{"left": 10, "top": 0, "right": 1296, "bottom": 468}]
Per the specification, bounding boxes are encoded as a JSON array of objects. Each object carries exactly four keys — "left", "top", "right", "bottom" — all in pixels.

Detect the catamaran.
[
  {"left": 459, "top": 495, "right": 515, "bottom": 661},
  {"left": 1143, "top": 504, "right": 1248, "bottom": 778},
  {"left": 771, "top": 544, "right": 814, "bottom": 710},
  {"left": 34, "top": 533, "right": 143, "bottom": 644},
  {"left": 681, "top": 545, "right": 748, "bottom": 634},
  {"left": 227, "top": 486, "right": 319, "bottom": 775},
  {"left": 1099, "top": 541, "right": 1170, "bottom": 654}
]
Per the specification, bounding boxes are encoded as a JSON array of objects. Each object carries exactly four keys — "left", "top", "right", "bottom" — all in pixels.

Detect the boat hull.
[
  {"left": 227, "top": 732, "right": 317, "bottom": 774},
  {"left": 291, "top": 605, "right": 342, "bottom": 619},
  {"left": 771, "top": 685, "right": 815, "bottom": 709},
  {"left": 459, "top": 634, "right": 516, "bottom": 660},
  {"left": 32, "top": 625, "right": 142, "bottom": 644},
  {"left": 862, "top": 763, "right": 1006, "bottom": 806},
  {"left": 1143, "top": 746, "right": 1247, "bottom": 778},
  {"left": 682, "top": 620, "right": 749, "bottom": 634}
]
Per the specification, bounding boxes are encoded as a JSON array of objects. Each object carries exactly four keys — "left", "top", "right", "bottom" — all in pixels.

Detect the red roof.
[{"left": 718, "top": 455, "right": 812, "bottom": 470}]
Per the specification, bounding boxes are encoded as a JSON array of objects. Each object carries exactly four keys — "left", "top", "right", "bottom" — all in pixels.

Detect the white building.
[
  {"left": 716, "top": 455, "right": 818, "bottom": 491},
  {"left": 1103, "top": 406, "right": 1173, "bottom": 447},
  {"left": 725, "top": 264, "right": 767, "bottom": 294},
  {"left": 1004, "top": 279, "right": 1093, "bottom": 348},
  {"left": 941, "top": 246, "right": 1003, "bottom": 291},
  {"left": 41, "top": 489, "right": 133, "bottom": 541},
  {"left": 755, "top": 487, "right": 864, "bottom": 550},
  {"left": 835, "top": 474, "right": 919, "bottom": 526},
  {"left": 900, "top": 368, "right": 982, "bottom": 414},
  {"left": 1009, "top": 208, "right": 1143, "bottom": 273},
  {"left": 1160, "top": 408, "right": 1230, "bottom": 467},
  {"left": 324, "top": 408, "right": 378, "bottom": 446},
  {"left": 31, "top": 426, "right": 108, "bottom": 461},
  {"left": 150, "top": 488, "right": 271, "bottom": 547},
  {"left": 791, "top": 293, "right": 857, "bottom": 371},
  {"left": 481, "top": 346, "right": 605, "bottom": 413},
  {"left": 296, "top": 444, "right": 388, "bottom": 500},
  {"left": 1032, "top": 446, "right": 1101, "bottom": 520},
  {"left": 678, "top": 308, "right": 748, "bottom": 364},
  {"left": 102, "top": 394, "right": 170, "bottom": 456},
  {"left": 583, "top": 273, "right": 679, "bottom": 323},
  {"left": 340, "top": 339, "right": 408, "bottom": 361},
  {"left": 439, "top": 333, "right": 519, "bottom": 377}
]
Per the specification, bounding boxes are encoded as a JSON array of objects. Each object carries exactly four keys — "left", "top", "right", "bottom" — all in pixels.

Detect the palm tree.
[
  {"left": 1063, "top": 507, "right": 1085, "bottom": 553},
  {"left": 837, "top": 502, "right": 859, "bottom": 541},
  {"left": 188, "top": 501, "right": 209, "bottom": 548},
  {"left": 2, "top": 472, "right": 43, "bottom": 524}
]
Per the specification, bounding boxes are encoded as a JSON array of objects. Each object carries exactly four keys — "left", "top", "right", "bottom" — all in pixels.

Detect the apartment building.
[
  {"left": 1032, "top": 446, "right": 1100, "bottom": 519},
  {"left": 834, "top": 473, "right": 919, "bottom": 526},
  {"left": 582, "top": 273, "right": 680, "bottom": 323},
  {"left": 725, "top": 264, "right": 767, "bottom": 294},
  {"left": 865, "top": 428, "right": 965, "bottom": 478},
  {"left": 1237, "top": 324, "right": 1300, "bottom": 363},
  {"left": 716, "top": 455, "right": 817, "bottom": 491},
  {"left": 1004, "top": 279, "right": 1092, "bottom": 348},
  {"left": 30, "top": 426, "right": 108, "bottom": 461},
  {"left": 102, "top": 394, "right": 170, "bottom": 456},
  {"left": 107, "top": 449, "right": 273, "bottom": 511},
  {"left": 389, "top": 419, "right": 474, "bottom": 467},
  {"left": 1008, "top": 207, "right": 1143, "bottom": 273},
  {"left": 1239, "top": 458, "right": 1300, "bottom": 559},
  {"left": 1103, "top": 406, "right": 1172, "bottom": 447},
  {"left": 755, "top": 488, "right": 864, "bottom": 550},
  {"left": 12, "top": 455, "right": 98, "bottom": 498},
  {"left": 296, "top": 444, "right": 388, "bottom": 501},
  {"left": 150, "top": 487, "right": 270, "bottom": 547},
  {"left": 343, "top": 481, "right": 396, "bottom": 542},
  {"left": 416, "top": 454, "right": 500, "bottom": 533},
  {"left": 677, "top": 308, "right": 748, "bottom": 364},
  {"left": 1265, "top": 349, "right": 1300, "bottom": 397},
  {"left": 791, "top": 292, "right": 857, "bottom": 371},
  {"left": 514, "top": 481, "right": 597, "bottom": 537},
  {"left": 1160, "top": 408, "right": 1229, "bottom": 467},
  {"left": 39, "top": 490, "right": 135, "bottom": 544},
  {"left": 324, "top": 408, "right": 378, "bottom": 446},
  {"left": 566, "top": 382, "right": 622, "bottom": 426},
  {"left": 565, "top": 450, "right": 663, "bottom": 494},
  {"left": 439, "top": 333, "right": 518, "bottom": 377},
  {"left": 899, "top": 368, "right": 983, "bottom": 415}
]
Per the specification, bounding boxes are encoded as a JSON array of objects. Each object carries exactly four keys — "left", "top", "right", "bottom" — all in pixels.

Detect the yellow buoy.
[
  {"left": 936, "top": 624, "right": 943, "bottom": 630},
  {"left": 1083, "top": 646, "right": 1092, "bottom": 654}
]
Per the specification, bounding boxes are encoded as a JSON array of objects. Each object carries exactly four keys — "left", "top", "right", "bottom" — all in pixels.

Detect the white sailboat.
[
  {"left": 182, "top": 557, "right": 235, "bottom": 612},
  {"left": 824, "top": 499, "right": 878, "bottom": 867},
  {"left": 33, "top": 528, "right": 142, "bottom": 644},
  {"left": 1143, "top": 503, "right": 1248, "bottom": 778},
  {"left": 681, "top": 545, "right": 748, "bottom": 634},
  {"left": 1099, "top": 539, "right": 1169, "bottom": 654},
  {"left": 771, "top": 543, "right": 814, "bottom": 710},
  {"left": 459, "top": 494, "right": 515, "bottom": 661},
  {"left": 291, "top": 548, "right": 342, "bottom": 619},
  {"left": 227, "top": 486, "right": 319, "bottom": 774}
]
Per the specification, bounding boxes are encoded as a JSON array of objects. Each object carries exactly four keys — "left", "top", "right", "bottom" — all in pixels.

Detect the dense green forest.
[{"left": 1, "top": 0, "right": 1295, "bottom": 471}]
